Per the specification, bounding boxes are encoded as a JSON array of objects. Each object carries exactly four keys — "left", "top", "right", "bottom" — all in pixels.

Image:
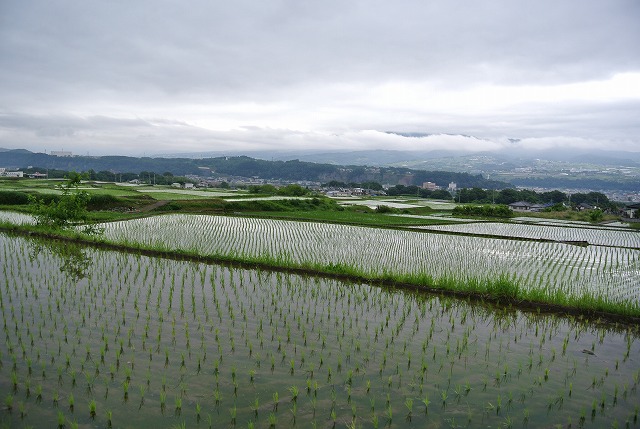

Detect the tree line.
[{"left": 455, "top": 188, "right": 615, "bottom": 210}]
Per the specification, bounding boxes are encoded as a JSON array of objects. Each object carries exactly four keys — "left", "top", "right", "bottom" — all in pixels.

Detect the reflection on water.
[{"left": 27, "top": 236, "right": 91, "bottom": 281}]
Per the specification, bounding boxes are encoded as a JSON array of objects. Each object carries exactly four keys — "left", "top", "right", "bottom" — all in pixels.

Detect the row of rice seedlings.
[
  {"left": 419, "top": 222, "right": 640, "bottom": 249},
  {"left": 0, "top": 232, "right": 638, "bottom": 428},
  {"left": 95, "top": 214, "right": 640, "bottom": 313}
]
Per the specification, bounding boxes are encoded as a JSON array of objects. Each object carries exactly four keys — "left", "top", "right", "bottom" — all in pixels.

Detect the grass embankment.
[
  {"left": 238, "top": 210, "right": 453, "bottom": 227},
  {"left": 2, "top": 219, "right": 638, "bottom": 325}
]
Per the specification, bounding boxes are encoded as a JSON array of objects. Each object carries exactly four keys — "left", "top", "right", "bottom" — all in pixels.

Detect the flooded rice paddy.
[{"left": 0, "top": 232, "right": 638, "bottom": 428}]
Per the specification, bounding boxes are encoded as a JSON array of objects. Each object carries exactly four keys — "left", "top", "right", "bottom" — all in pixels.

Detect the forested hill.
[{"left": 0, "top": 150, "right": 508, "bottom": 188}]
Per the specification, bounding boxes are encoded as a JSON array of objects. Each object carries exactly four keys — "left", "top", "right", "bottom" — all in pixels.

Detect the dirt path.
[{"left": 137, "top": 200, "right": 169, "bottom": 212}]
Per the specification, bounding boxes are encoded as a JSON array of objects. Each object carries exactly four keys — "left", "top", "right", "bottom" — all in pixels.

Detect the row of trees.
[
  {"left": 385, "top": 185, "right": 454, "bottom": 200},
  {"left": 247, "top": 184, "right": 310, "bottom": 196},
  {"left": 321, "top": 181, "right": 616, "bottom": 210},
  {"left": 452, "top": 205, "right": 513, "bottom": 218},
  {"left": 455, "top": 188, "right": 614, "bottom": 209},
  {"left": 19, "top": 167, "right": 196, "bottom": 186},
  {"left": 322, "top": 180, "right": 384, "bottom": 191}
]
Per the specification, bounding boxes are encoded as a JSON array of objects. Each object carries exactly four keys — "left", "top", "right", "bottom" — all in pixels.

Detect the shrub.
[
  {"left": 452, "top": 205, "right": 513, "bottom": 218},
  {"left": 28, "top": 172, "right": 101, "bottom": 235},
  {"left": 375, "top": 205, "right": 396, "bottom": 214},
  {"left": 0, "top": 191, "right": 30, "bottom": 205},
  {"left": 87, "top": 194, "right": 121, "bottom": 210}
]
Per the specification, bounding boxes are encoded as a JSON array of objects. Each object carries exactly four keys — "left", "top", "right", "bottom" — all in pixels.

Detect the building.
[
  {"left": 529, "top": 203, "right": 554, "bottom": 212},
  {"left": 0, "top": 168, "right": 24, "bottom": 177},
  {"left": 508, "top": 201, "right": 533, "bottom": 212},
  {"left": 577, "top": 203, "right": 595, "bottom": 211},
  {"left": 448, "top": 182, "right": 457, "bottom": 192},
  {"left": 27, "top": 172, "right": 47, "bottom": 178},
  {"left": 422, "top": 182, "right": 437, "bottom": 191}
]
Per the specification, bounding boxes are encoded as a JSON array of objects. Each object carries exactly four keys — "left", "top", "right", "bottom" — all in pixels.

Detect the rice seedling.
[
  {"left": 88, "top": 399, "right": 96, "bottom": 418},
  {"left": 174, "top": 395, "right": 182, "bottom": 415},
  {"left": 229, "top": 404, "right": 237, "bottom": 425},
  {"left": 405, "top": 397, "right": 413, "bottom": 421},
  {"left": 57, "top": 410, "right": 65, "bottom": 428}
]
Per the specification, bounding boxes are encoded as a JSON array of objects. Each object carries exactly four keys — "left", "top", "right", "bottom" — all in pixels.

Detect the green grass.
[
  {"left": 238, "top": 210, "right": 453, "bottom": 227},
  {"left": 83, "top": 188, "right": 141, "bottom": 197},
  {"left": 132, "top": 191, "right": 212, "bottom": 200}
]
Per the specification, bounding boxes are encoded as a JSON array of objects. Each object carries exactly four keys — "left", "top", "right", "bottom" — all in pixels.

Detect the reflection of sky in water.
[
  {"left": 0, "top": 210, "right": 35, "bottom": 225},
  {"left": 421, "top": 222, "right": 640, "bottom": 248}
]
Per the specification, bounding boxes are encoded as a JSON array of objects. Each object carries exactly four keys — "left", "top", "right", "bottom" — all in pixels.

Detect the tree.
[
  {"left": 495, "top": 189, "right": 519, "bottom": 205},
  {"left": 29, "top": 172, "right": 101, "bottom": 235},
  {"left": 588, "top": 209, "right": 604, "bottom": 222},
  {"left": 430, "top": 189, "right": 454, "bottom": 200},
  {"left": 278, "top": 184, "right": 308, "bottom": 196},
  {"left": 361, "top": 181, "right": 383, "bottom": 191},
  {"left": 541, "top": 190, "right": 566, "bottom": 204}
]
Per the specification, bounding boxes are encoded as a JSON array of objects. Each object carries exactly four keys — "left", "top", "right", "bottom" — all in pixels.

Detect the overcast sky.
[{"left": 1, "top": 0, "right": 639, "bottom": 156}]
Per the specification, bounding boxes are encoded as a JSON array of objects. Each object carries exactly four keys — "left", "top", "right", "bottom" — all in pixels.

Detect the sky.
[{"left": 1, "top": 0, "right": 639, "bottom": 156}]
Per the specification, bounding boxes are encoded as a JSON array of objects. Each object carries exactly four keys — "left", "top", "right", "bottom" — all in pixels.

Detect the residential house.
[{"left": 508, "top": 201, "right": 532, "bottom": 212}]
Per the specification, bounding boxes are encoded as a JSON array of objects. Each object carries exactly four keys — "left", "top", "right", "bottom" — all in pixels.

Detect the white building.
[{"left": 0, "top": 168, "right": 24, "bottom": 177}]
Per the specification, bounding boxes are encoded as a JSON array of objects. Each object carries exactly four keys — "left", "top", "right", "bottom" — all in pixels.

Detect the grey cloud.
[
  {"left": 2, "top": 0, "right": 639, "bottom": 99},
  {"left": 0, "top": 0, "right": 639, "bottom": 154}
]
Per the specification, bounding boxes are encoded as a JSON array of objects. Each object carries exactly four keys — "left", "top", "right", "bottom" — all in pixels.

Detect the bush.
[
  {"left": 0, "top": 191, "right": 30, "bottom": 205},
  {"left": 155, "top": 202, "right": 182, "bottom": 211},
  {"left": 588, "top": 209, "right": 604, "bottom": 222},
  {"left": 277, "top": 184, "right": 309, "bottom": 197},
  {"left": 87, "top": 194, "right": 121, "bottom": 210},
  {"left": 452, "top": 205, "right": 513, "bottom": 218},
  {"left": 28, "top": 172, "right": 101, "bottom": 235},
  {"left": 375, "top": 205, "right": 396, "bottom": 214},
  {"left": 225, "top": 196, "right": 339, "bottom": 213}
]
